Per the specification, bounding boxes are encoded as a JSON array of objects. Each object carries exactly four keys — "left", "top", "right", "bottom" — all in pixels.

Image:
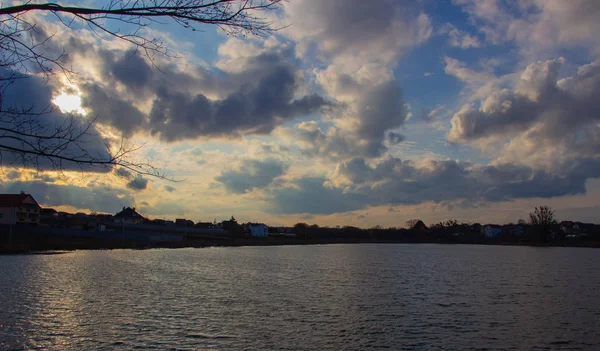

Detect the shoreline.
[{"left": 2, "top": 237, "right": 599, "bottom": 255}]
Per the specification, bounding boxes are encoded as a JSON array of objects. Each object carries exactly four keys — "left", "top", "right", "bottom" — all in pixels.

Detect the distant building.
[
  {"left": 175, "top": 218, "right": 195, "bottom": 227},
  {"left": 151, "top": 219, "right": 167, "bottom": 226},
  {"left": 560, "top": 221, "right": 579, "bottom": 235},
  {"left": 248, "top": 223, "right": 269, "bottom": 237},
  {"left": 195, "top": 221, "right": 218, "bottom": 229},
  {"left": 0, "top": 193, "right": 41, "bottom": 225},
  {"left": 40, "top": 208, "right": 58, "bottom": 225},
  {"left": 482, "top": 224, "right": 502, "bottom": 238},
  {"left": 93, "top": 213, "right": 114, "bottom": 224},
  {"left": 114, "top": 207, "right": 145, "bottom": 225},
  {"left": 410, "top": 220, "right": 428, "bottom": 232},
  {"left": 275, "top": 226, "right": 292, "bottom": 233},
  {"left": 502, "top": 224, "right": 525, "bottom": 237}
]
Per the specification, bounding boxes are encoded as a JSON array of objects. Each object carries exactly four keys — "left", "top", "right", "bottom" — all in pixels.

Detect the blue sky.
[{"left": 3, "top": 0, "right": 600, "bottom": 227}]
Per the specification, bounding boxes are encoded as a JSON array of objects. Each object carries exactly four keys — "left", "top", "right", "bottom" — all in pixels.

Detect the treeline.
[{"left": 283, "top": 206, "right": 600, "bottom": 245}]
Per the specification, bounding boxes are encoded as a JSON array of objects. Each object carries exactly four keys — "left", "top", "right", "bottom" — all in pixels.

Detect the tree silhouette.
[
  {"left": 529, "top": 206, "right": 556, "bottom": 226},
  {"left": 529, "top": 206, "right": 557, "bottom": 242}
]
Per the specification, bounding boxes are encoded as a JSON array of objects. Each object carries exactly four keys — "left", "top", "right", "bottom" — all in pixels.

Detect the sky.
[{"left": 3, "top": 0, "right": 600, "bottom": 228}]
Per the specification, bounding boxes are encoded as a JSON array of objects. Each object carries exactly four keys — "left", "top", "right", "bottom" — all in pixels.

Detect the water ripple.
[{"left": 1, "top": 245, "right": 599, "bottom": 350}]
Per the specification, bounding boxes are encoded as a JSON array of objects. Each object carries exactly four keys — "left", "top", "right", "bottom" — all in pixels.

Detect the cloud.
[
  {"left": 138, "top": 200, "right": 186, "bottom": 217},
  {"left": 441, "top": 23, "right": 482, "bottom": 48},
  {"left": 5, "top": 170, "right": 21, "bottom": 180},
  {"left": 413, "top": 105, "right": 445, "bottom": 124},
  {"left": 444, "top": 56, "right": 495, "bottom": 85},
  {"left": 126, "top": 175, "right": 148, "bottom": 191},
  {"left": 75, "top": 45, "right": 329, "bottom": 141},
  {"left": 453, "top": 0, "right": 600, "bottom": 56},
  {"left": 448, "top": 58, "right": 600, "bottom": 156},
  {"left": 267, "top": 176, "right": 364, "bottom": 215},
  {"left": 164, "top": 185, "right": 176, "bottom": 193},
  {"left": 281, "top": 0, "right": 432, "bottom": 67},
  {"left": 0, "top": 69, "right": 114, "bottom": 173},
  {"left": 271, "top": 0, "right": 427, "bottom": 162},
  {"left": 278, "top": 80, "right": 406, "bottom": 160},
  {"left": 0, "top": 180, "right": 133, "bottom": 213},
  {"left": 265, "top": 156, "right": 600, "bottom": 215},
  {"left": 215, "top": 158, "right": 289, "bottom": 194}
]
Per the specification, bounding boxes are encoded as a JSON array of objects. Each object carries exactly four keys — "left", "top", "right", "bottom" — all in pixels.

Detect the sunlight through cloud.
[{"left": 53, "top": 92, "right": 86, "bottom": 115}]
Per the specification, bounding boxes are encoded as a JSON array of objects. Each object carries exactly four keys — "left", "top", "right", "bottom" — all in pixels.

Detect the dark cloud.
[
  {"left": 164, "top": 185, "right": 176, "bottom": 193},
  {"left": 449, "top": 59, "right": 600, "bottom": 148},
  {"left": 216, "top": 158, "right": 289, "bottom": 194},
  {"left": 268, "top": 177, "right": 364, "bottom": 215},
  {"left": 387, "top": 132, "right": 405, "bottom": 145},
  {"left": 353, "top": 81, "right": 406, "bottom": 156},
  {"left": 75, "top": 47, "right": 329, "bottom": 141},
  {"left": 0, "top": 181, "right": 133, "bottom": 213},
  {"left": 80, "top": 82, "right": 147, "bottom": 137},
  {"left": 147, "top": 54, "right": 328, "bottom": 141},
  {"left": 5, "top": 170, "right": 21, "bottom": 180},
  {"left": 115, "top": 168, "right": 133, "bottom": 179},
  {"left": 126, "top": 175, "right": 148, "bottom": 191},
  {"left": 107, "top": 50, "right": 152, "bottom": 92},
  {"left": 0, "top": 69, "right": 113, "bottom": 172},
  {"left": 265, "top": 156, "right": 600, "bottom": 215},
  {"left": 283, "top": 81, "right": 407, "bottom": 161}
]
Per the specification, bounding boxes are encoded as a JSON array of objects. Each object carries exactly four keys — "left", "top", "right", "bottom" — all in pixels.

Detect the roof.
[
  {"left": 114, "top": 207, "right": 145, "bottom": 219},
  {"left": 0, "top": 194, "right": 40, "bottom": 208},
  {"left": 411, "top": 220, "right": 428, "bottom": 230}
]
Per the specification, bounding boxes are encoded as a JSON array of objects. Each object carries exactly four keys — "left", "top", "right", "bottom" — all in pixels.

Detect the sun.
[{"left": 53, "top": 92, "right": 87, "bottom": 115}]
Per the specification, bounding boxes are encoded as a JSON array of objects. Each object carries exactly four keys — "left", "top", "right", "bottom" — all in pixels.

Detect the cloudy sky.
[{"left": 3, "top": 0, "right": 600, "bottom": 227}]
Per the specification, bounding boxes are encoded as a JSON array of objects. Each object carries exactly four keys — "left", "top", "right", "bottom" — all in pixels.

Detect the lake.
[{"left": 1, "top": 244, "right": 599, "bottom": 350}]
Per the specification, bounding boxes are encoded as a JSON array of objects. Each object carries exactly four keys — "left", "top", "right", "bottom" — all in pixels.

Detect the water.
[{"left": 1, "top": 244, "right": 599, "bottom": 350}]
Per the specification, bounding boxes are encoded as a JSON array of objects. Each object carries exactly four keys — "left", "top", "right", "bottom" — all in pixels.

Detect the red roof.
[{"left": 0, "top": 194, "right": 40, "bottom": 208}]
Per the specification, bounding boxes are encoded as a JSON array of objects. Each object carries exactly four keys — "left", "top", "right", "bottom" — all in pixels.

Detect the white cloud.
[
  {"left": 441, "top": 23, "right": 482, "bottom": 49},
  {"left": 454, "top": 0, "right": 600, "bottom": 57},
  {"left": 448, "top": 57, "right": 600, "bottom": 175}
]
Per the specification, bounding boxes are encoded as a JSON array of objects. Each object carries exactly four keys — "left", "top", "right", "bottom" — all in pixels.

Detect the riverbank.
[{"left": 2, "top": 235, "right": 599, "bottom": 254}]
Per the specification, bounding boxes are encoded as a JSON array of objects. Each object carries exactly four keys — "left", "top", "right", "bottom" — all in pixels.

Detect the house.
[
  {"left": 560, "top": 221, "right": 580, "bottom": 235},
  {"left": 195, "top": 221, "right": 218, "bottom": 229},
  {"left": 40, "top": 208, "right": 58, "bottom": 225},
  {"left": 175, "top": 218, "right": 195, "bottom": 227},
  {"left": 0, "top": 193, "right": 41, "bottom": 225},
  {"left": 93, "top": 213, "right": 114, "bottom": 224},
  {"left": 113, "top": 207, "right": 145, "bottom": 225},
  {"left": 482, "top": 224, "right": 502, "bottom": 238},
  {"left": 410, "top": 220, "right": 428, "bottom": 232},
  {"left": 502, "top": 224, "right": 525, "bottom": 237},
  {"left": 151, "top": 219, "right": 167, "bottom": 226},
  {"left": 275, "top": 226, "right": 293, "bottom": 233},
  {"left": 248, "top": 223, "right": 269, "bottom": 237}
]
